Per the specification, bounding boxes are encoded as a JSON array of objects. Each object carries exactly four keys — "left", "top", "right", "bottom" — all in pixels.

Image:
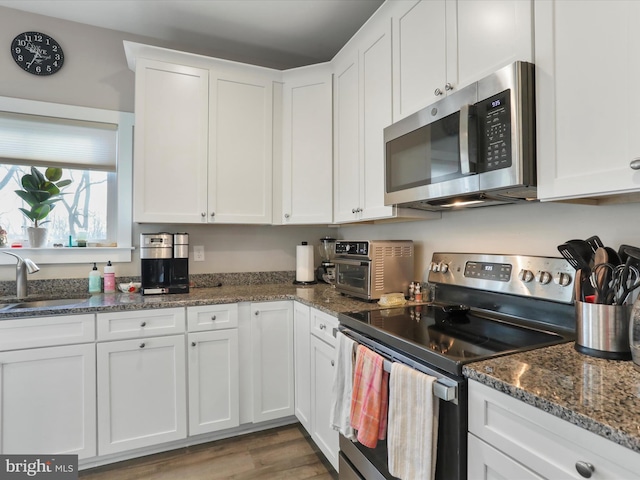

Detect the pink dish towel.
[{"left": 350, "top": 344, "right": 389, "bottom": 448}]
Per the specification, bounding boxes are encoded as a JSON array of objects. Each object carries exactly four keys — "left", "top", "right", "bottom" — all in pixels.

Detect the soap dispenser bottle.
[
  {"left": 103, "top": 260, "right": 116, "bottom": 293},
  {"left": 89, "top": 263, "right": 101, "bottom": 293}
]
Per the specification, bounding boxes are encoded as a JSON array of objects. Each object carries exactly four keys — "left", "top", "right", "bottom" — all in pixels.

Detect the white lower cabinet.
[
  {"left": 250, "top": 301, "right": 295, "bottom": 423},
  {"left": 187, "top": 328, "right": 239, "bottom": 435},
  {"left": 97, "top": 334, "right": 187, "bottom": 455},
  {"left": 293, "top": 302, "right": 312, "bottom": 431},
  {"left": 310, "top": 332, "right": 339, "bottom": 470},
  {"left": 0, "top": 343, "right": 97, "bottom": 458},
  {"left": 295, "top": 303, "right": 339, "bottom": 471},
  {"left": 468, "top": 380, "right": 639, "bottom": 479}
]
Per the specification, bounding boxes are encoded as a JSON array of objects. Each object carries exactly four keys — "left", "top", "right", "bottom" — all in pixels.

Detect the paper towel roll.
[{"left": 296, "top": 243, "right": 315, "bottom": 283}]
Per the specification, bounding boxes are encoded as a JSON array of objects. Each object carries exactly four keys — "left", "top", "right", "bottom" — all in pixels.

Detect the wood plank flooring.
[{"left": 79, "top": 424, "right": 338, "bottom": 480}]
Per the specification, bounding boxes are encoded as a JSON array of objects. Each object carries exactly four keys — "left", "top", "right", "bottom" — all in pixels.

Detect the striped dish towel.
[
  {"left": 388, "top": 362, "right": 439, "bottom": 480},
  {"left": 329, "top": 331, "right": 357, "bottom": 441},
  {"left": 350, "top": 344, "right": 389, "bottom": 448}
]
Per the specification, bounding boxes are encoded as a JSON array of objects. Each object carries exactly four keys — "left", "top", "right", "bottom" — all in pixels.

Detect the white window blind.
[{"left": 0, "top": 111, "right": 118, "bottom": 171}]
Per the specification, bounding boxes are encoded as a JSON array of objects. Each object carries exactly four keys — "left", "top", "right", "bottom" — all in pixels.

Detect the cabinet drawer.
[
  {"left": 0, "top": 314, "right": 95, "bottom": 351},
  {"left": 468, "top": 380, "right": 639, "bottom": 479},
  {"left": 310, "top": 309, "right": 339, "bottom": 347},
  {"left": 97, "top": 308, "right": 185, "bottom": 340},
  {"left": 187, "top": 304, "right": 238, "bottom": 331}
]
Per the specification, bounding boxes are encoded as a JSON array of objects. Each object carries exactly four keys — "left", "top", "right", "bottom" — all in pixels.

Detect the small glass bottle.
[
  {"left": 414, "top": 283, "right": 423, "bottom": 302},
  {"left": 89, "top": 263, "right": 101, "bottom": 293},
  {"left": 409, "top": 282, "right": 415, "bottom": 301}
]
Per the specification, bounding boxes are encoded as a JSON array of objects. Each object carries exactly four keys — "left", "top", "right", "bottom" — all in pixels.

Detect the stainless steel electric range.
[{"left": 337, "top": 252, "right": 577, "bottom": 480}]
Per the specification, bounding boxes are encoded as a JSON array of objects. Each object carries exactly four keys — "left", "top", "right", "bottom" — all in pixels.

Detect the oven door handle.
[
  {"left": 334, "top": 258, "right": 369, "bottom": 267},
  {"left": 340, "top": 327, "right": 459, "bottom": 405}
]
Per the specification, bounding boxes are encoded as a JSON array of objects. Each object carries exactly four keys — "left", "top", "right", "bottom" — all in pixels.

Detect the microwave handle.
[{"left": 459, "top": 104, "right": 476, "bottom": 175}]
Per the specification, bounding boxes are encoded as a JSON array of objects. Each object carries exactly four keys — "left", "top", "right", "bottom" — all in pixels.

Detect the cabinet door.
[
  {"left": 333, "top": 49, "right": 362, "bottom": 223},
  {"left": 0, "top": 344, "right": 96, "bottom": 459},
  {"left": 392, "top": 0, "right": 448, "bottom": 120},
  {"left": 360, "top": 17, "right": 396, "bottom": 221},
  {"left": 250, "top": 301, "right": 294, "bottom": 422},
  {"left": 187, "top": 330, "right": 239, "bottom": 435},
  {"left": 468, "top": 434, "right": 544, "bottom": 480},
  {"left": 293, "top": 302, "right": 311, "bottom": 432},
  {"left": 456, "top": 0, "right": 533, "bottom": 89},
  {"left": 133, "top": 59, "right": 209, "bottom": 223},
  {"left": 536, "top": 0, "right": 640, "bottom": 200},
  {"left": 97, "top": 335, "right": 187, "bottom": 455},
  {"left": 209, "top": 69, "right": 273, "bottom": 224},
  {"left": 310, "top": 335, "right": 339, "bottom": 471},
  {"left": 281, "top": 64, "right": 333, "bottom": 225}
]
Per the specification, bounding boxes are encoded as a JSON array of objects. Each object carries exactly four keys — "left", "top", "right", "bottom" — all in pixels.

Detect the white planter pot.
[{"left": 27, "top": 227, "right": 48, "bottom": 248}]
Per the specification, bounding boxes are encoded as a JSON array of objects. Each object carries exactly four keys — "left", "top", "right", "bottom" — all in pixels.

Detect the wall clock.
[{"left": 11, "top": 31, "right": 64, "bottom": 76}]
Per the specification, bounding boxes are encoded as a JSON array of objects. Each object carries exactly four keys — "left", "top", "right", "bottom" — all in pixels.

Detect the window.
[{"left": 0, "top": 96, "right": 134, "bottom": 264}]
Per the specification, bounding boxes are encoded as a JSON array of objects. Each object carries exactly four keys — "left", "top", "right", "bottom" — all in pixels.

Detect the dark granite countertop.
[
  {"left": 0, "top": 282, "right": 389, "bottom": 319},
  {"left": 464, "top": 343, "right": 640, "bottom": 454}
]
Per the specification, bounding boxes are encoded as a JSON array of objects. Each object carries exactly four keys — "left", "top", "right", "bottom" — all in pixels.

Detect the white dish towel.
[
  {"left": 388, "top": 362, "right": 439, "bottom": 480},
  {"left": 329, "top": 331, "right": 357, "bottom": 441}
]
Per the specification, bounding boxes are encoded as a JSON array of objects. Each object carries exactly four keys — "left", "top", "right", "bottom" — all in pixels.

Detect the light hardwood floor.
[{"left": 79, "top": 424, "right": 338, "bottom": 480}]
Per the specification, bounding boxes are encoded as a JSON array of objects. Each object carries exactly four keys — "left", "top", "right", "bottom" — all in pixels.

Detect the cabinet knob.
[
  {"left": 191, "top": 341, "right": 196, "bottom": 347},
  {"left": 140, "top": 321, "right": 146, "bottom": 327},
  {"left": 630, "top": 158, "right": 640, "bottom": 170},
  {"left": 444, "top": 82, "right": 454, "bottom": 91},
  {"left": 211, "top": 315, "right": 217, "bottom": 321},
  {"left": 139, "top": 343, "right": 145, "bottom": 348},
  {"left": 319, "top": 324, "right": 326, "bottom": 330},
  {"left": 284, "top": 213, "right": 290, "bottom": 219},
  {"left": 575, "top": 461, "right": 595, "bottom": 478},
  {"left": 201, "top": 212, "right": 206, "bottom": 217},
  {"left": 331, "top": 360, "right": 335, "bottom": 367},
  {"left": 254, "top": 310, "right": 260, "bottom": 316},
  {"left": 210, "top": 212, "right": 215, "bottom": 217},
  {"left": 352, "top": 208, "right": 357, "bottom": 214},
  {"left": 434, "top": 87, "right": 443, "bottom": 96}
]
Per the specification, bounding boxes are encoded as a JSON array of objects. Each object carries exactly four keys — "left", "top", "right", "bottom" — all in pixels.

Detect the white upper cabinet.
[
  {"left": 333, "top": 8, "right": 440, "bottom": 224},
  {"left": 278, "top": 64, "right": 333, "bottom": 225},
  {"left": 126, "top": 42, "right": 276, "bottom": 224},
  {"left": 208, "top": 68, "right": 274, "bottom": 224},
  {"left": 132, "top": 59, "right": 209, "bottom": 223},
  {"left": 391, "top": 0, "right": 533, "bottom": 121},
  {"left": 536, "top": 0, "right": 640, "bottom": 201}
]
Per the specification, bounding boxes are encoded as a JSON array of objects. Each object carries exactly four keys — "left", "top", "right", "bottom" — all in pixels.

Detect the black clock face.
[{"left": 11, "top": 31, "right": 64, "bottom": 76}]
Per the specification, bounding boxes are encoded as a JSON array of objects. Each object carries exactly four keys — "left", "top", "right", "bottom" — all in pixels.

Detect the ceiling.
[{"left": 0, "top": 0, "right": 385, "bottom": 69}]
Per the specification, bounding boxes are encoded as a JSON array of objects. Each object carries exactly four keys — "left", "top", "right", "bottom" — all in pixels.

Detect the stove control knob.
[
  {"left": 519, "top": 269, "right": 534, "bottom": 283},
  {"left": 430, "top": 262, "right": 440, "bottom": 272},
  {"left": 554, "top": 272, "right": 572, "bottom": 287},
  {"left": 438, "top": 262, "right": 449, "bottom": 273},
  {"left": 536, "top": 271, "right": 552, "bottom": 285}
]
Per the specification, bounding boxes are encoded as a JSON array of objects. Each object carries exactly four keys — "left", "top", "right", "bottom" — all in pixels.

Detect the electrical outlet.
[{"left": 193, "top": 245, "right": 205, "bottom": 262}]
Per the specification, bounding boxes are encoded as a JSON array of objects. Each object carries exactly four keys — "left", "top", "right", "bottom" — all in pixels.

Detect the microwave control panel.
[{"left": 478, "top": 90, "right": 512, "bottom": 172}]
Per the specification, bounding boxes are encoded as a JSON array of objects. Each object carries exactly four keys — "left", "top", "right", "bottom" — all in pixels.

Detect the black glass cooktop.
[{"left": 339, "top": 304, "right": 571, "bottom": 375}]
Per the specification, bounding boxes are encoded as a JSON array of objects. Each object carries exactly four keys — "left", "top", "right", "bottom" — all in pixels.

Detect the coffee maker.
[
  {"left": 316, "top": 237, "right": 336, "bottom": 284},
  {"left": 140, "top": 233, "right": 190, "bottom": 295}
]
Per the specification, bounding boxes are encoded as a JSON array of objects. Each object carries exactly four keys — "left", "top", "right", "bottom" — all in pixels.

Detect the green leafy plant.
[{"left": 15, "top": 167, "right": 72, "bottom": 227}]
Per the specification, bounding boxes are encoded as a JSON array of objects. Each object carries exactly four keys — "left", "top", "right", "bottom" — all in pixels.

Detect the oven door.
[{"left": 335, "top": 258, "right": 371, "bottom": 299}]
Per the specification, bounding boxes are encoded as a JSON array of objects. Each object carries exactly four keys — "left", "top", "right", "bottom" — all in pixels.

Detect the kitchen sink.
[{"left": 1, "top": 298, "right": 89, "bottom": 309}]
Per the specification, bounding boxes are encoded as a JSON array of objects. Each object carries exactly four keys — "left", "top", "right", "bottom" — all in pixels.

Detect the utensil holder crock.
[{"left": 575, "top": 301, "right": 632, "bottom": 360}]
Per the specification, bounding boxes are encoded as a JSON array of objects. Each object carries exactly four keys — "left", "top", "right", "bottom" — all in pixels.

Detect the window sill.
[{"left": 0, "top": 247, "right": 134, "bottom": 265}]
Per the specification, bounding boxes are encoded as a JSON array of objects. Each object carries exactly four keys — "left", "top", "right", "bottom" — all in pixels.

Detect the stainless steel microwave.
[{"left": 384, "top": 61, "right": 536, "bottom": 210}]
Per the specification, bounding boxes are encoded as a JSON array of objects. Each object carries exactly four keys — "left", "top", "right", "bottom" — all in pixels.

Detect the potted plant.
[{"left": 15, "top": 166, "right": 72, "bottom": 247}]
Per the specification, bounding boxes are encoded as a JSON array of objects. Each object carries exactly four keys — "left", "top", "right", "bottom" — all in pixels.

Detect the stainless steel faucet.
[{"left": 4, "top": 251, "right": 40, "bottom": 298}]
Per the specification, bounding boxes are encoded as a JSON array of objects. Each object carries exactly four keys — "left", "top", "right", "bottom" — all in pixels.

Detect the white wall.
[{"left": 339, "top": 201, "right": 640, "bottom": 282}]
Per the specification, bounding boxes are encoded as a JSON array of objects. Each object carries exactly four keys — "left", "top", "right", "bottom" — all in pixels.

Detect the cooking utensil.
[
  {"left": 593, "top": 248, "right": 609, "bottom": 303},
  {"left": 558, "top": 242, "right": 592, "bottom": 271},
  {"left": 574, "top": 269, "right": 582, "bottom": 302},
  {"left": 585, "top": 235, "right": 605, "bottom": 253},
  {"left": 605, "top": 246, "right": 621, "bottom": 266}
]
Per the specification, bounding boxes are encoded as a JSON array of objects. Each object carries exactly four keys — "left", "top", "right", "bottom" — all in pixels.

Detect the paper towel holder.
[{"left": 294, "top": 241, "right": 318, "bottom": 286}]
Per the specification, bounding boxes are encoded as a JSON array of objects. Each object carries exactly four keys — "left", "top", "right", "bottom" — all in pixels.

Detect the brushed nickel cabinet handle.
[
  {"left": 575, "top": 461, "right": 595, "bottom": 478},
  {"left": 191, "top": 341, "right": 196, "bottom": 347},
  {"left": 254, "top": 310, "right": 260, "bottom": 316},
  {"left": 140, "top": 321, "right": 146, "bottom": 327},
  {"left": 139, "top": 343, "right": 145, "bottom": 348},
  {"left": 434, "top": 87, "right": 443, "bottom": 96},
  {"left": 211, "top": 315, "right": 217, "bottom": 321},
  {"left": 630, "top": 158, "right": 640, "bottom": 170}
]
